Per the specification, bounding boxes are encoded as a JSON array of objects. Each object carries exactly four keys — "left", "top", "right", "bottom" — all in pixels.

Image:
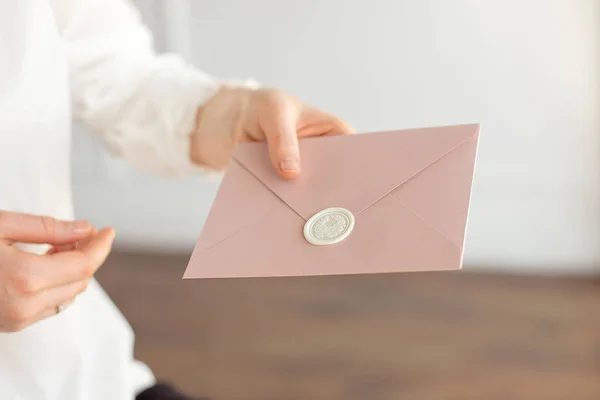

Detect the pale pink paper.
[{"left": 183, "top": 124, "right": 479, "bottom": 279}]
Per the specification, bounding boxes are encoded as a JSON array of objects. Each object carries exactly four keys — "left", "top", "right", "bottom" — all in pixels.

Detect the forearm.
[
  {"left": 73, "top": 53, "right": 222, "bottom": 177},
  {"left": 54, "top": 0, "right": 256, "bottom": 176}
]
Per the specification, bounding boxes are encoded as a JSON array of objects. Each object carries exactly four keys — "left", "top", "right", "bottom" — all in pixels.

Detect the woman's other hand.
[{"left": 0, "top": 211, "right": 115, "bottom": 332}]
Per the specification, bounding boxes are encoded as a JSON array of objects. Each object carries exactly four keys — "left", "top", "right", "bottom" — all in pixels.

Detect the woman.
[{"left": 0, "top": 1, "right": 353, "bottom": 399}]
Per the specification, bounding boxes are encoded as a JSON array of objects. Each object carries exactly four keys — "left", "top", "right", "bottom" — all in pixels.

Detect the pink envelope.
[{"left": 183, "top": 124, "right": 479, "bottom": 279}]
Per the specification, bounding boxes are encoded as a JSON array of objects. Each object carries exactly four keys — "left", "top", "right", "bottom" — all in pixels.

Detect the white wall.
[{"left": 72, "top": 0, "right": 600, "bottom": 274}]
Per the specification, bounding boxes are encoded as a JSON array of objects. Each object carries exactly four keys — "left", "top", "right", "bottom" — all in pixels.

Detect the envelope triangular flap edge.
[{"left": 232, "top": 124, "right": 479, "bottom": 221}]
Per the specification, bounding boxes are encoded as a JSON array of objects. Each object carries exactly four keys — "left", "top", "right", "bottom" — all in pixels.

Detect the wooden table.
[{"left": 97, "top": 253, "right": 600, "bottom": 400}]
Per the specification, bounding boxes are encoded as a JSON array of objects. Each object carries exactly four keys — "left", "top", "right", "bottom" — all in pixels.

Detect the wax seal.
[{"left": 303, "top": 207, "right": 355, "bottom": 246}]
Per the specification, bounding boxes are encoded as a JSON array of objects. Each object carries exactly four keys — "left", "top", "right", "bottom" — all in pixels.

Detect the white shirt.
[{"left": 0, "top": 1, "right": 234, "bottom": 399}]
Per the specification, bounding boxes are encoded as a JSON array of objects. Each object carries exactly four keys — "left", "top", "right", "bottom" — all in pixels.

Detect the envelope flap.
[{"left": 233, "top": 124, "right": 479, "bottom": 220}]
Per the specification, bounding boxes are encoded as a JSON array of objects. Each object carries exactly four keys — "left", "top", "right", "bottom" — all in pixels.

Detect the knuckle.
[
  {"left": 261, "top": 87, "right": 283, "bottom": 99},
  {"left": 40, "top": 216, "right": 58, "bottom": 240},
  {"left": 260, "top": 89, "right": 286, "bottom": 107}
]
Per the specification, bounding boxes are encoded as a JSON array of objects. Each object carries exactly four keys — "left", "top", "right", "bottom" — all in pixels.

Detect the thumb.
[
  {"left": 0, "top": 211, "right": 93, "bottom": 245},
  {"left": 261, "top": 100, "right": 301, "bottom": 179}
]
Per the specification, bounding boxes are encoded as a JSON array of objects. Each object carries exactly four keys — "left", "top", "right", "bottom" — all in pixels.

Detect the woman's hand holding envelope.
[{"left": 189, "top": 87, "right": 355, "bottom": 179}]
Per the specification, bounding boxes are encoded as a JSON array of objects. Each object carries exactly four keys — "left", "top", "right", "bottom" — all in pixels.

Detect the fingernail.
[
  {"left": 280, "top": 157, "right": 299, "bottom": 172},
  {"left": 71, "top": 221, "right": 91, "bottom": 233}
]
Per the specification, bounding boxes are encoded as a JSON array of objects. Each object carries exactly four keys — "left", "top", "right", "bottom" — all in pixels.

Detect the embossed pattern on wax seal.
[{"left": 303, "top": 207, "right": 355, "bottom": 246}]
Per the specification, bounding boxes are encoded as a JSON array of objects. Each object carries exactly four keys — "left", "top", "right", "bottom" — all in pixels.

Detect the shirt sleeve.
[{"left": 50, "top": 0, "right": 257, "bottom": 177}]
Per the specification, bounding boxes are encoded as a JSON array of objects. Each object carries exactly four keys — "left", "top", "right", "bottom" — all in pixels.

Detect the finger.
[
  {"left": 0, "top": 211, "right": 92, "bottom": 245},
  {"left": 299, "top": 109, "right": 356, "bottom": 137},
  {"left": 46, "top": 242, "right": 77, "bottom": 255},
  {"left": 77, "top": 227, "right": 98, "bottom": 248},
  {"left": 260, "top": 97, "right": 302, "bottom": 179},
  {"left": 14, "top": 228, "right": 115, "bottom": 290},
  {"left": 12, "top": 300, "right": 74, "bottom": 331},
  {"left": 45, "top": 228, "right": 98, "bottom": 255},
  {"left": 47, "top": 227, "right": 115, "bottom": 285},
  {"left": 33, "top": 278, "right": 88, "bottom": 316},
  {"left": 12, "top": 279, "right": 86, "bottom": 330}
]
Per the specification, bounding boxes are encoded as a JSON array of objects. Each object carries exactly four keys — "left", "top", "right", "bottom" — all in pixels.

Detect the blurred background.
[{"left": 78, "top": 1, "right": 599, "bottom": 399}]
